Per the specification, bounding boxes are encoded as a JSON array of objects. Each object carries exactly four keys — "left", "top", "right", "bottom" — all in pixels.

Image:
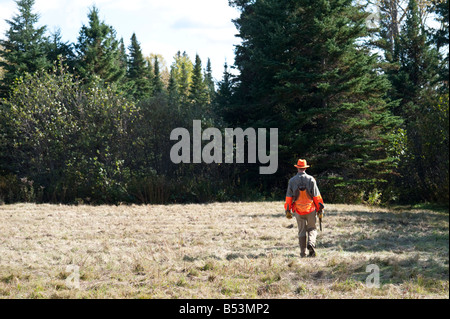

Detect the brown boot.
[{"left": 307, "top": 243, "right": 316, "bottom": 257}]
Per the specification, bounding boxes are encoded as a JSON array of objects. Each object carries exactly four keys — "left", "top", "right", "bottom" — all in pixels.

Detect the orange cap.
[{"left": 294, "top": 159, "right": 310, "bottom": 168}]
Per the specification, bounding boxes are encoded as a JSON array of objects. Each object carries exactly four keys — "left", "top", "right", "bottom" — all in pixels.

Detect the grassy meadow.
[{"left": 0, "top": 202, "right": 448, "bottom": 299}]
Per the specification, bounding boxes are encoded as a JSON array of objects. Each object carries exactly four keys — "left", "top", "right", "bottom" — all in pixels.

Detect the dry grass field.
[{"left": 0, "top": 202, "right": 448, "bottom": 299}]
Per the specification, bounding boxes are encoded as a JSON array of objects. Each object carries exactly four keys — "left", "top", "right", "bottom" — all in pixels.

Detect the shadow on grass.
[
  {"left": 240, "top": 213, "right": 284, "bottom": 219},
  {"left": 326, "top": 209, "right": 448, "bottom": 253},
  {"left": 317, "top": 209, "right": 449, "bottom": 288}
]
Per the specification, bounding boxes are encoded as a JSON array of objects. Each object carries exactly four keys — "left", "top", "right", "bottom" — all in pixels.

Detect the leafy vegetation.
[{"left": 0, "top": 0, "right": 448, "bottom": 206}]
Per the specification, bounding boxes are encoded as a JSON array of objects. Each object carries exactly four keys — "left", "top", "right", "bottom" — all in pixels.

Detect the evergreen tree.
[
  {"left": 392, "top": 0, "right": 440, "bottom": 118},
  {"left": 0, "top": 0, "right": 50, "bottom": 97},
  {"left": 432, "top": 0, "right": 449, "bottom": 90},
  {"left": 167, "top": 66, "right": 179, "bottom": 106},
  {"left": 126, "top": 33, "right": 153, "bottom": 100},
  {"left": 75, "top": 6, "right": 124, "bottom": 85},
  {"left": 171, "top": 51, "right": 193, "bottom": 106},
  {"left": 153, "top": 55, "right": 165, "bottom": 95},
  {"left": 118, "top": 38, "right": 128, "bottom": 73},
  {"left": 45, "top": 29, "right": 75, "bottom": 70},
  {"left": 390, "top": 0, "right": 445, "bottom": 202},
  {"left": 215, "top": 61, "right": 234, "bottom": 121},
  {"left": 375, "top": 0, "right": 404, "bottom": 63},
  {"left": 229, "top": 0, "right": 403, "bottom": 200},
  {"left": 204, "top": 58, "right": 215, "bottom": 103},
  {"left": 189, "top": 54, "right": 208, "bottom": 106},
  {"left": 116, "top": 37, "right": 129, "bottom": 93}
]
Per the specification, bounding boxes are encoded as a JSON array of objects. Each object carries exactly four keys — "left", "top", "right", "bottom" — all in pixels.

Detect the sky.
[{"left": 0, "top": 0, "right": 242, "bottom": 81}]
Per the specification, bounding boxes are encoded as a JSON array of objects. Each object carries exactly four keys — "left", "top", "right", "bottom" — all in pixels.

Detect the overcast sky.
[{"left": 0, "top": 0, "right": 241, "bottom": 81}]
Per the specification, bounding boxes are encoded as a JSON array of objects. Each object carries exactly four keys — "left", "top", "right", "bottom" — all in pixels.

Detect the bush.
[{"left": 0, "top": 63, "right": 137, "bottom": 204}]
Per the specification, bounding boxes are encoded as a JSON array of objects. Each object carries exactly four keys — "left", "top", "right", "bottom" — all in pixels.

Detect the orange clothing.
[{"left": 284, "top": 172, "right": 324, "bottom": 215}]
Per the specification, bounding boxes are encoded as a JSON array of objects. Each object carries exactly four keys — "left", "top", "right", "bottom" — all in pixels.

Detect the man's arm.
[
  {"left": 309, "top": 178, "right": 324, "bottom": 211},
  {"left": 284, "top": 179, "right": 294, "bottom": 211}
]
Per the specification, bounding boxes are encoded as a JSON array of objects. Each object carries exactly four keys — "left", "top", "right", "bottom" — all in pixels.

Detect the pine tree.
[
  {"left": 153, "top": 55, "right": 164, "bottom": 95},
  {"left": 204, "top": 58, "right": 215, "bottom": 103},
  {"left": 390, "top": 0, "right": 445, "bottom": 202},
  {"left": 392, "top": 0, "right": 440, "bottom": 118},
  {"left": 189, "top": 54, "right": 208, "bottom": 106},
  {"left": 126, "top": 33, "right": 153, "bottom": 100},
  {"left": 215, "top": 61, "right": 234, "bottom": 121},
  {"left": 167, "top": 66, "right": 179, "bottom": 106},
  {"left": 229, "top": 0, "right": 403, "bottom": 199},
  {"left": 75, "top": 6, "right": 125, "bottom": 85},
  {"left": 432, "top": 0, "right": 449, "bottom": 90},
  {"left": 45, "top": 29, "right": 75, "bottom": 70},
  {"left": 118, "top": 38, "right": 128, "bottom": 73},
  {"left": 171, "top": 51, "right": 193, "bottom": 106},
  {"left": 0, "top": 0, "right": 50, "bottom": 97}
]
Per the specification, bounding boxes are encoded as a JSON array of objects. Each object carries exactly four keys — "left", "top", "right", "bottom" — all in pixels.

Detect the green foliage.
[
  {"left": 204, "top": 58, "right": 215, "bottom": 103},
  {"left": 391, "top": 0, "right": 441, "bottom": 118},
  {"left": 227, "top": 0, "right": 403, "bottom": 202},
  {"left": 45, "top": 29, "right": 75, "bottom": 70},
  {"left": 397, "top": 94, "right": 449, "bottom": 203},
  {"left": 170, "top": 51, "right": 194, "bottom": 106},
  {"left": 431, "top": 0, "right": 449, "bottom": 88},
  {"left": 152, "top": 56, "right": 165, "bottom": 95},
  {"left": 126, "top": 33, "right": 154, "bottom": 100},
  {"left": 75, "top": 6, "right": 125, "bottom": 86},
  {"left": 0, "top": 0, "right": 447, "bottom": 205},
  {"left": 0, "top": 63, "right": 137, "bottom": 203},
  {"left": 190, "top": 54, "right": 208, "bottom": 106},
  {"left": 0, "top": 0, "right": 50, "bottom": 97},
  {"left": 376, "top": 0, "right": 448, "bottom": 205},
  {"left": 0, "top": 173, "right": 41, "bottom": 203}
]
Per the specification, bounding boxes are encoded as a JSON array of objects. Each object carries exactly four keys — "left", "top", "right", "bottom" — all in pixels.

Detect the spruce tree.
[
  {"left": 75, "top": 6, "right": 125, "bottom": 85},
  {"left": 390, "top": 0, "right": 444, "bottom": 202},
  {"left": 118, "top": 38, "right": 128, "bottom": 74},
  {"left": 229, "top": 0, "right": 403, "bottom": 199},
  {"left": 204, "top": 58, "right": 215, "bottom": 103},
  {"left": 432, "top": 0, "right": 449, "bottom": 91},
  {"left": 167, "top": 66, "right": 179, "bottom": 106},
  {"left": 0, "top": 0, "right": 50, "bottom": 97},
  {"left": 392, "top": 0, "right": 440, "bottom": 118},
  {"left": 189, "top": 54, "right": 208, "bottom": 106},
  {"left": 153, "top": 55, "right": 164, "bottom": 95},
  {"left": 171, "top": 51, "right": 193, "bottom": 106},
  {"left": 215, "top": 62, "right": 233, "bottom": 121},
  {"left": 45, "top": 29, "right": 75, "bottom": 70},
  {"left": 127, "top": 33, "right": 153, "bottom": 100}
]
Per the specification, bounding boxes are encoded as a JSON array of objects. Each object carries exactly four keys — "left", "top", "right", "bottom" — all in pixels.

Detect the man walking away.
[{"left": 284, "top": 159, "right": 324, "bottom": 258}]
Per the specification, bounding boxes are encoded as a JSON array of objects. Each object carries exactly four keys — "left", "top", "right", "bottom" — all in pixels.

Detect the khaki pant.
[{"left": 294, "top": 210, "right": 317, "bottom": 256}]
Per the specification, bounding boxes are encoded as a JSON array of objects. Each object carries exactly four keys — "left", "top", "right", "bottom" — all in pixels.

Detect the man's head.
[{"left": 294, "top": 159, "right": 310, "bottom": 172}]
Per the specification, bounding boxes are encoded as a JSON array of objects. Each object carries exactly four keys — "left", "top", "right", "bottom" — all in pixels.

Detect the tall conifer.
[
  {"left": 127, "top": 33, "right": 153, "bottom": 100},
  {"left": 75, "top": 6, "right": 124, "bottom": 85},
  {"left": 229, "top": 0, "right": 403, "bottom": 197},
  {"left": 0, "top": 0, "right": 50, "bottom": 97}
]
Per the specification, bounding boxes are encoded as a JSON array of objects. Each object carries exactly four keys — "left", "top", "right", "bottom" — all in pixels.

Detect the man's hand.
[
  {"left": 284, "top": 197, "right": 293, "bottom": 219},
  {"left": 318, "top": 202, "right": 325, "bottom": 218},
  {"left": 285, "top": 210, "right": 293, "bottom": 219},
  {"left": 318, "top": 203, "right": 325, "bottom": 231},
  {"left": 317, "top": 210, "right": 323, "bottom": 219}
]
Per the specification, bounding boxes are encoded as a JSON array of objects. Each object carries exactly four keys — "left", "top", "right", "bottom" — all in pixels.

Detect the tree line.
[{"left": 0, "top": 0, "right": 448, "bottom": 206}]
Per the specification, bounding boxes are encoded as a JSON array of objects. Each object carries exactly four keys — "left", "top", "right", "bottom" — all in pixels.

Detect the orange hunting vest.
[{"left": 292, "top": 186, "right": 316, "bottom": 215}]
